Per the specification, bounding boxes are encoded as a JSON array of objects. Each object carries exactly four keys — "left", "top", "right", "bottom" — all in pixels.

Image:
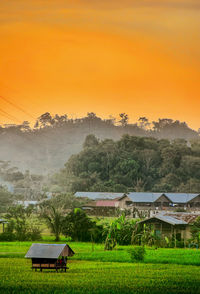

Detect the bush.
[
  {"left": 27, "top": 226, "right": 42, "bottom": 241},
  {"left": 62, "top": 209, "right": 104, "bottom": 242},
  {"left": 127, "top": 246, "right": 146, "bottom": 262},
  {"left": 0, "top": 232, "right": 16, "bottom": 241}
]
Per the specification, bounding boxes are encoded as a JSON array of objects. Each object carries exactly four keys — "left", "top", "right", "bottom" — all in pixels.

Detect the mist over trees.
[
  {"left": 52, "top": 134, "right": 200, "bottom": 193},
  {"left": 0, "top": 112, "right": 199, "bottom": 174}
]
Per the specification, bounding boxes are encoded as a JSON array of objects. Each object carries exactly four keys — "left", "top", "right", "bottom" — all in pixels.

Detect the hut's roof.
[
  {"left": 139, "top": 215, "right": 188, "bottom": 225},
  {"left": 25, "top": 243, "right": 74, "bottom": 259}
]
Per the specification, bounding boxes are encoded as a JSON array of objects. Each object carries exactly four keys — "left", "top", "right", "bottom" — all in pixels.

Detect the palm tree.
[{"left": 41, "top": 204, "right": 64, "bottom": 241}]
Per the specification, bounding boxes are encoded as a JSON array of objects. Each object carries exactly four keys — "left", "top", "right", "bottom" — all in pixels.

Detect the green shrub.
[
  {"left": 127, "top": 246, "right": 146, "bottom": 262},
  {"left": 27, "top": 226, "right": 42, "bottom": 241},
  {"left": 0, "top": 232, "right": 16, "bottom": 241}
]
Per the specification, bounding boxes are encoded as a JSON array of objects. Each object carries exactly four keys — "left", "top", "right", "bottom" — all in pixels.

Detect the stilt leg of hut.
[{"left": 174, "top": 228, "right": 176, "bottom": 248}]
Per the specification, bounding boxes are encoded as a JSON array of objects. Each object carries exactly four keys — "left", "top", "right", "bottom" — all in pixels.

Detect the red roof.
[{"left": 96, "top": 200, "right": 117, "bottom": 207}]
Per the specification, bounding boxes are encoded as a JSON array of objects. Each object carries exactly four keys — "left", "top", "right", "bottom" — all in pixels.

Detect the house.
[
  {"left": 127, "top": 192, "right": 171, "bottom": 207},
  {"left": 75, "top": 191, "right": 200, "bottom": 216},
  {"left": 127, "top": 193, "right": 200, "bottom": 215},
  {"left": 138, "top": 214, "right": 189, "bottom": 245},
  {"left": 25, "top": 243, "right": 75, "bottom": 272},
  {"left": 82, "top": 200, "right": 118, "bottom": 216},
  {"left": 164, "top": 193, "right": 200, "bottom": 209},
  {"left": 82, "top": 195, "right": 131, "bottom": 216},
  {"left": 123, "top": 192, "right": 174, "bottom": 217}
]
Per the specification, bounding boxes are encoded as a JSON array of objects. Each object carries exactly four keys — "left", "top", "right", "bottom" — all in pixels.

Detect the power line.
[
  {"left": 0, "top": 95, "right": 36, "bottom": 120},
  {"left": 0, "top": 108, "right": 21, "bottom": 123}
]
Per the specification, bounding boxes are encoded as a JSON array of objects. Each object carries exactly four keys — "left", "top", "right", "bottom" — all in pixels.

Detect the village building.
[
  {"left": 138, "top": 212, "right": 200, "bottom": 244},
  {"left": 138, "top": 214, "right": 189, "bottom": 244},
  {"left": 81, "top": 194, "right": 130, "bottom": 216},
  {"left": 25, "top": 243, "right": 75, "bottom": 272},
  {"left": 165, "top": 193, "right": 200, "bottom": 209},
  {"left": 75, "top": 191, "right": 200, "bottom": 216},
  {"left": 126, "top": 192, "right": 172, "bottom": 217}
]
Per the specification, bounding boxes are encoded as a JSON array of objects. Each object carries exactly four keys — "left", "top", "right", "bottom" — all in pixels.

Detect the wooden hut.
[
  {"left": 25, "top": 243, "right": 75, "bottom": 272},
  {"left": 138, "top": 215, "right": 189, "bottom": 246}
]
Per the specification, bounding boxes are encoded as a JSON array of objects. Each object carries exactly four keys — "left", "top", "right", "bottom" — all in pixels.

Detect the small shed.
[{"left": 25, "top": 243, "right": 75, "bottom": 272}]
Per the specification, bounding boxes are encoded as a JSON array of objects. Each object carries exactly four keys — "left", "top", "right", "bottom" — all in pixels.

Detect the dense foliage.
[
  {"left": 190, "top": 216, "right": 200, "bottom": 245},
  {"left": 62, "top": 209, "right": 104, "bottom": 243},
  {"left": 104, "top": 214, "right": 138, "bottom": 250},
  {"left": 54, "top": 134, "right": 200, "bottom": 193},
  {"left": 1, "top": 205, "right": 41, "bottom": 241}
]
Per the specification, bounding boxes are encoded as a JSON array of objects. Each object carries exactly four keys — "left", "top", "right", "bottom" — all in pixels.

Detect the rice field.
[{"left": 1, "top": 242, "right": 200, "bottom": 293}]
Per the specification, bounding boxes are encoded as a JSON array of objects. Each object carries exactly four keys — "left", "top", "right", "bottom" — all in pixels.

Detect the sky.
[{"left": 0, "top": 0, "right": 200, "bottom": 129}]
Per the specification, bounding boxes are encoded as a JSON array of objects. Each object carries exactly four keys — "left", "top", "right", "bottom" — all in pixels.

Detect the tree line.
[
  {"left": 0, "top": 112, "right": 199, "bottom": 174},
  {"left": 52, "top": 134, "right": 200, "bottom": 193}
]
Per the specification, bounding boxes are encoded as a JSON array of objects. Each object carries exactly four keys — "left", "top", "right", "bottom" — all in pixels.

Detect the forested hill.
[
  {"left": 0, "top": 112, "right": 199, "bottom": 174},
  {"left": 53, "top": 134, "right": 200, "bottom": 193}
]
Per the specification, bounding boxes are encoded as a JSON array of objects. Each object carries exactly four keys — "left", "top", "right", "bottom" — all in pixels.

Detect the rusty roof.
[
  {"left": 96, "top": 200, "right": 117, "bottom": 207},
  {"left": 164, "top": 213, "right": 200, "bottom": 224}
]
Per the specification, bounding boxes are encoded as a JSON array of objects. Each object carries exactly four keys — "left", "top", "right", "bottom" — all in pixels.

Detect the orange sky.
[{"left": 0, "top": 0, "right": 200, "bottom": 129}]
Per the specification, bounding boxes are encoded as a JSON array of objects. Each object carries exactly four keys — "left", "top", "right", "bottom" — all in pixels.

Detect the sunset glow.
[{"left": 0, "top": 0, "right": 200, "bottom": 128}]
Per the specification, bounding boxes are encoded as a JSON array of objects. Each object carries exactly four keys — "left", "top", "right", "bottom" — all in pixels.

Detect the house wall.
[
  {"left": 188, "top": 196, "right": 200, "bottom": 208},
  {"left": 117, "top": 196, "right": 131, "bottom": 209},
  {"left": 154, "top": 195, "right": 171, "bottom": 207},
  {"left": 140, "top": 219, "right": 190, "bottom": 241}
]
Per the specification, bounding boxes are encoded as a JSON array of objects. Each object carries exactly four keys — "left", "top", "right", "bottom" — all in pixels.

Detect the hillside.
[{"left": 0, "top": 113, "right": 199, "bottom": 174}]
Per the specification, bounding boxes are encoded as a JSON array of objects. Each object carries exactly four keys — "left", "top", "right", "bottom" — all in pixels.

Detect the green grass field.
[{"left": 1, "top": 241, "right": 200, "bottom": 293}]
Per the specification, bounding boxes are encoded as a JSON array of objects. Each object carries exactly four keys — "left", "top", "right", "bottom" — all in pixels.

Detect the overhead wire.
[
  {"left": 0, "top": 108, "right": 22, "bottom": 123},
  {"left": 0, "top": 95, "right": 36, "bottom": 120}
]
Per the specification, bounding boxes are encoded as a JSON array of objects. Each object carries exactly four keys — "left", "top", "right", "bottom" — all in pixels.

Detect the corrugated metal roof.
[
  {"left": 96, "top": 200, "right": 117, "bottom": 207},
  {"left": 128, "top": 192, "right": 164, "bottom": 203},
  {"left": 76, "top": 191, "right": 200, "bottom": 203},
  {"left": 139, "top": 214, "right": 188, "bottom": 225},
  {"left": 164, "top": 213, "right": 200, "bottom": 224},
  {"left": 165, "top": 193, "right": 199, "bottom": 203},
  {"left": 25, "top": 244, "right": 68, "bottom": 259},
  {"left": 74, "top": 192, "right": 124, "bottom": 200}
]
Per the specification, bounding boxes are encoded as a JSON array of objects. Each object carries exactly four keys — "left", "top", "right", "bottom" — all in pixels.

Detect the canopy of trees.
[{"left": 53, "top": 134, "right": 200, "bottom": 193}]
